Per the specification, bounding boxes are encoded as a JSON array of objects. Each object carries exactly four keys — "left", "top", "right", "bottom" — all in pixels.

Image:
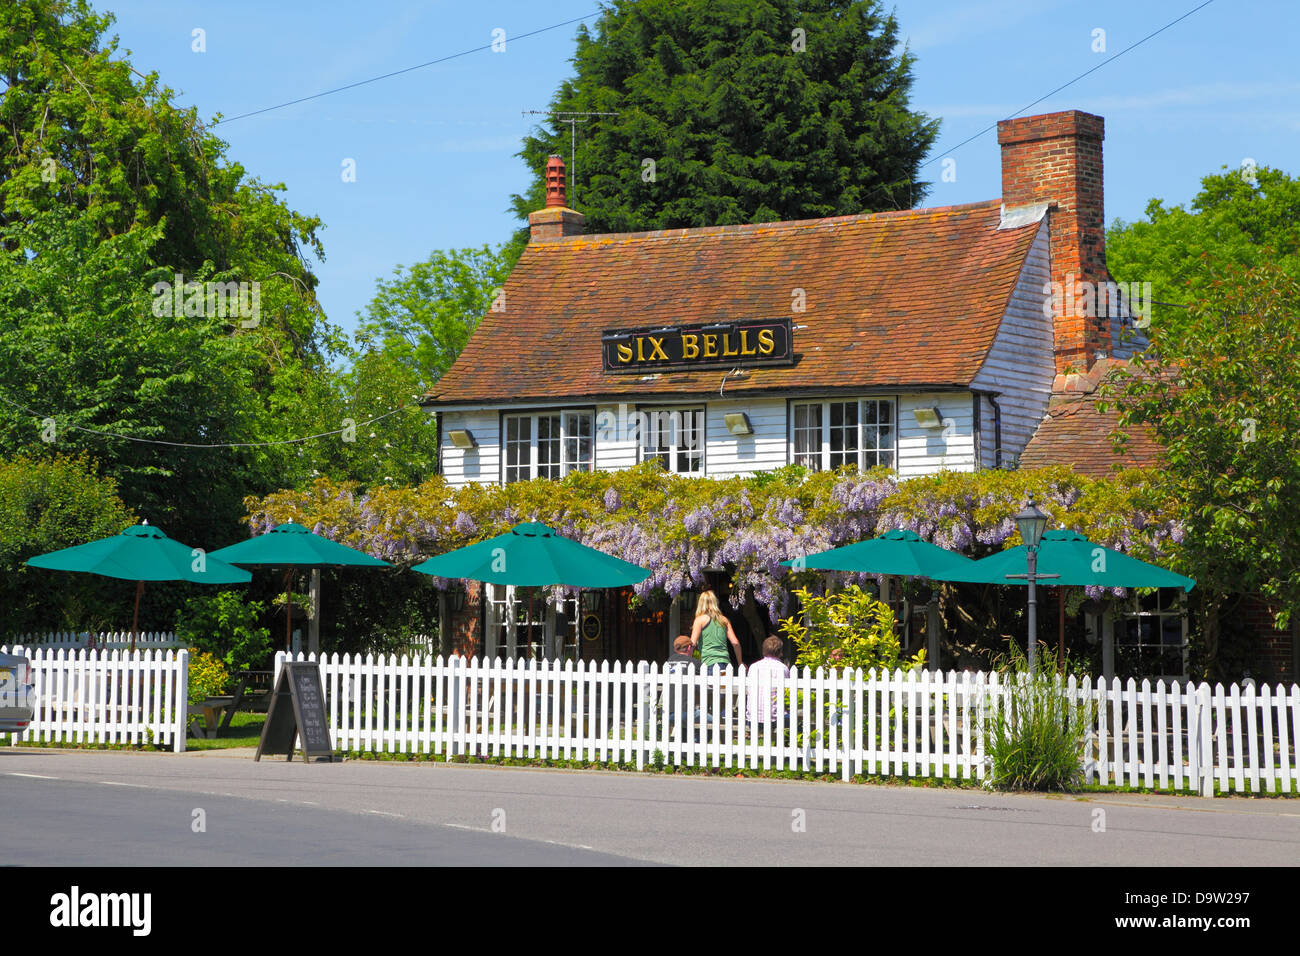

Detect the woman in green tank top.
[{"left": 690, "top": 590, "right": 742, "bottom": 673}]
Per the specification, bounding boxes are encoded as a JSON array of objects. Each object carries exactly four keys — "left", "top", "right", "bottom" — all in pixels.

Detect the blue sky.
[{"left": 102, "top": 0, "right": 1298, "bottom": 340}]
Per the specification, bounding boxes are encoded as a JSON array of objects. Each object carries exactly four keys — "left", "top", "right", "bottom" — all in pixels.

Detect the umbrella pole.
[
  {"left": 285, "top": 569, "right": 294, "bottom": 654},
  {"left": 1058, "top": 586, "right": 1066, "bottom": 670},
  {"left": 131, "top": 580, "right": 144, "bottom": 652}
]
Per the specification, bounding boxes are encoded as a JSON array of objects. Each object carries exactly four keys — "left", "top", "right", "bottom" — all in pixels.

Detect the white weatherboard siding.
[
  {"left": 439, "top": 409, "right": 501, "bottom": 489},
  {"left": 970, "top": 221, "right": 1055, "bottom": 467},
  {"left": 897, "top": 392, "right": 977, "bottom": 477},
  {"left": 706, "top": 398, "right": 788, "bottom": 477},
  {"left": 594, "top": 403, "right": 638, "bottom": 473}
]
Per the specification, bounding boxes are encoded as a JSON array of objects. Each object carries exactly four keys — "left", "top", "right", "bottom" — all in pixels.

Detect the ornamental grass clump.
[{"left": 985, "top": 651, "right": 1088, "bottom": 791}]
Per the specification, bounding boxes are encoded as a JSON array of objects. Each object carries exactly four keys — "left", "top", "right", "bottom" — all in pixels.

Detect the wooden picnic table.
[{"left": 186, "top": 670, "right": 274, "bottom": 738}]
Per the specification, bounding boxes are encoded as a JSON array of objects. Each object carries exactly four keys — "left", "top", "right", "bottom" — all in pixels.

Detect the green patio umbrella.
[
  {"left": 209, "top": 522, "right": 391, "bottom": 651},
  {"left": 26, "top": 522, "right": 253, "bottom": 649},
  {"left": 944, "top": 529, "right": 1195, "bottom": 591},
  {"left": 780, "top": 529, "right": 977, "bottom": 670},
  {"left": 411, "top": 522, "right": 650, "bottom": 588},
  {"left": 942, "top": 528, "right": 1194, "bottom": 667},
  {"left": 779, "top": 529, "right": 977, "bottom": 577},
  {"left": 412, "top": 523, "right": 650, "bottom": 661}
]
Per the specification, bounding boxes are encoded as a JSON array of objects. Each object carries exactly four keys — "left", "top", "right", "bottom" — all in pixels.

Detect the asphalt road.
[{"left": 3, "top": 748, "right": 1297, "bottom": 866}]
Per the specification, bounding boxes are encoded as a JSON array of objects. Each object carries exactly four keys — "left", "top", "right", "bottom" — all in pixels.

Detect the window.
[
  {"left": 485, "top": 584, "right": 580, "bottom": 662},
  {"left": 793, "top": 403, "right": 822, "bottom": 469},
  {"left": 1115, "top": 588, "right": 1188, "bottom": 679},
  {"left": 641, "top": 407, "right": 704, "bottom": 474},
  {"left": 563, "top": 411, "right": 593, "bottom": 474},
  {"left": 537, "top": 414, "right": 561, "bottom": 480},
  {"left": 501, "top": 410, "right": 594, "bottom": 483},
  {"left": 791, "top": 399, "right": 895, "bottom": 471},
  {"left": 861, "top": 399, "right": 895, "bottom": 469},
  {"left": 828, "top": 401, "right": 858, "bottom": 469},
  {"left": 504, "top": 416, "right": 532, "bottom": 484}
]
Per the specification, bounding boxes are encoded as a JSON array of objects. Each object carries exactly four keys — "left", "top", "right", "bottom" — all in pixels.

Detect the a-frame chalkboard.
[{"left": 255, "top": 661, "right": 335, "bottom": 762}]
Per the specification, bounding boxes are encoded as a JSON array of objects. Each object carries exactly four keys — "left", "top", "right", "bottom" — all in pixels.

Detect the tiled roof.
[
  {"left": 426, "top": 199, "right": 1041, "bottom": 405},
  {"left": 1018, "top": 359, "right": 1164, "bottom": 476}
]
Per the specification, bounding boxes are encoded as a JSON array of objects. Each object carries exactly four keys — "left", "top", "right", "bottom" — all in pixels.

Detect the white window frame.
[
  {"left": 485, "top": 584, "right": 580, "bottom": 662},
  {"left": 501, "top": 409, "right": 595, "bottom": 484},
  {"left": 789, "top": 398, "right": 896, "bottom": 471},
  {"left": 639, "top": 406, "right": 705, "bottom": 475}
]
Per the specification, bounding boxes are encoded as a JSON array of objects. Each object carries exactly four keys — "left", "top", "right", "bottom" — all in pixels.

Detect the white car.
[{"left": 0, "top": 652, "right": 35, "bottom": 734}]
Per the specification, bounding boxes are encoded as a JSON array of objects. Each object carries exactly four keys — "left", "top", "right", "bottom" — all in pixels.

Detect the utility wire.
[
  {"left": 877, "top": 0, "right": 1216, "bottom": 206},
  {"left": 213, "top": 10, "right": 602, "bottom": 126},
  {"left": 0, "top": 390, "right": 421, "bottom": 449}
]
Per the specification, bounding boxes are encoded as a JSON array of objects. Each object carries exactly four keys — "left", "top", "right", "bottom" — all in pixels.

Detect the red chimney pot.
[{"left": 545, "top": 155, "right": 567, "bottom": 208}]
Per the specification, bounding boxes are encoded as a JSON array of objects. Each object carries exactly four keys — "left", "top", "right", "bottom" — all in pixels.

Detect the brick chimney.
[
  {"left": 998, "top": 110, "right": 1107, "bottom": 373},
  {"left": 528, "top": 155, "right": 585, "bottom": 241}
]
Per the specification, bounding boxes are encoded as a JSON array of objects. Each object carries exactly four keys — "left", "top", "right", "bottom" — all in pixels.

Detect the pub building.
[{"left": 425, "top": 108, "right": 1260, "bottom": 680}]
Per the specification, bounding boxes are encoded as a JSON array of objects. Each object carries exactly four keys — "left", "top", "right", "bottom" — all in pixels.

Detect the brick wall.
[
  {"left": 448, "top": 580, "right": 483, "bottom": 657},
  {"left": 998, "top": 110, "right": 1108, "bottom": 374},
  {"left": 1240, "top": 594, "right": 1295, "bottom": 682}
]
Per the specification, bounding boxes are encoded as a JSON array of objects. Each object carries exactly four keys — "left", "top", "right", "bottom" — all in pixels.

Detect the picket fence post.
[{"left": 173, "top": 648, "right": 189, "bottom": 752}]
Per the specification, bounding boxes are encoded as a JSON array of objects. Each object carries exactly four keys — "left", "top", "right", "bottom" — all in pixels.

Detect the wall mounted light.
[
  {"left": 912, "top": 406, "right": 944, "bottom": 429},
  {"left": 447, "top": 429, "right": 477, "bottom": 449},
  {"left": 723, "top": 412, "right": 753, "bottom": 436},
  {"left": 447, "top": 585, "right": 467, "bottom": 613}
]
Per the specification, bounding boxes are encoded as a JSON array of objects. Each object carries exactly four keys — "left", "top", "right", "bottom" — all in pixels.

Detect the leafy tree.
[
  {"left": 0, "top": 451, "right": 136, "bottom": 634},
  {"left": 0, "top": 0, "right": 345, "bottom": 548},
  {"left": 293, "top": 348, "right": 439, "bottom": 488},
  {"left": 1106, "top": 165, "right": 1300, "bottom": 333},
  {"left": 175, "top": 590, "right": 272, "bottom": 673},
  {"left": 509, "top": 0, "right": 939, "bottom": 238},
  {"left": 1103, "top": 262, "right": 1300, "bottom": 673},
  {"left": 354, "top": 245, "right": 516, "bottom": 387}
]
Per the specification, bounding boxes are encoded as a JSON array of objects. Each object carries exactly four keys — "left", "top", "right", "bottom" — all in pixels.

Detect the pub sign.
[{"left": 601, "top": 318, "right": 794, "bottom": 374}]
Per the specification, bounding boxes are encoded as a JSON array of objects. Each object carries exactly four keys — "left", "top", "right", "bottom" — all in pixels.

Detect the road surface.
[{"left": 3, "top": 748, "right": 1296, "bottom": 866}]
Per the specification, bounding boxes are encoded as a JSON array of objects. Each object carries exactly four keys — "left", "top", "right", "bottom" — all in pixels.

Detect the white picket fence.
[
  {"left": 15, "top": 631, "right": 180, "bottom": 650},
  {"left": 1, "top": 646, "right": 189, "bottom": 752},
  {"left": 278, "top": 652, "right": 1300, "bottom": 797}
]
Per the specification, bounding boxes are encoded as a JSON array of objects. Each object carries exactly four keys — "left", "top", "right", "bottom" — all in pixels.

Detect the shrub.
[
  {"left": 188, "top": 651, "right": 230, "bottom": 705},
  {"left": 780, "top": 584, "right": 925, "bottom": 673},
  {"left": 984, "top": 651, "right": 1087, "bottom": 791},
  {"left": 0, "top": 451, "right": 136, "bottom": 634},
  {"left": 176, "top": 590, "right": 272, "bottom": 673}
]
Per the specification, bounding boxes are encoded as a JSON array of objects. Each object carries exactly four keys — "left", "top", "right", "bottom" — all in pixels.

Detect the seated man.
[
  {"left": 663, "top": 635, "right": 697, "bottom": 728},
  {"left": 665, "top": 634, "right": 698, "bottom": 671},
  {"left": 746, "top": 636, "right": 789, "bottom": 728}
]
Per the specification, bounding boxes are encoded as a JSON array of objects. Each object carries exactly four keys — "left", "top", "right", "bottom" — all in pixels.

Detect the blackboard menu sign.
[{"left": 255, "top": 662, "right": 335, "bottom": 762}]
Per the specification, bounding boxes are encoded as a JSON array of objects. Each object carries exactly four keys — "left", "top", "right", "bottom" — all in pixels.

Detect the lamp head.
[{"left": 1015, "top": 496, "right": 1048, "bottom": 550}]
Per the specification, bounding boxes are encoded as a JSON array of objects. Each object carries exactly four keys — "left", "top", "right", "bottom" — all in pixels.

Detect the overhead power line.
[
  {"left": 917, "top": 0, "right": 1216, "bottom": 176},
  {"left": 213, "top": 10, "right": 602, "bottom": 126},
  {"left": 0, "top": 390, "right": 422, "bottom": 450}
]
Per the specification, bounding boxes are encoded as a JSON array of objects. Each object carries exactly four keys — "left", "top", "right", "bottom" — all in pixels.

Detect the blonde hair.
[{"left": 695, "top": 590, "right": 726, "bottom": 625}]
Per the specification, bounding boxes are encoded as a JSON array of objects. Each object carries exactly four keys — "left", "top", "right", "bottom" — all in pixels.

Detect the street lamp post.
[{"left": 1008, "top": 497, "right": 1055, "bottom": 672}]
